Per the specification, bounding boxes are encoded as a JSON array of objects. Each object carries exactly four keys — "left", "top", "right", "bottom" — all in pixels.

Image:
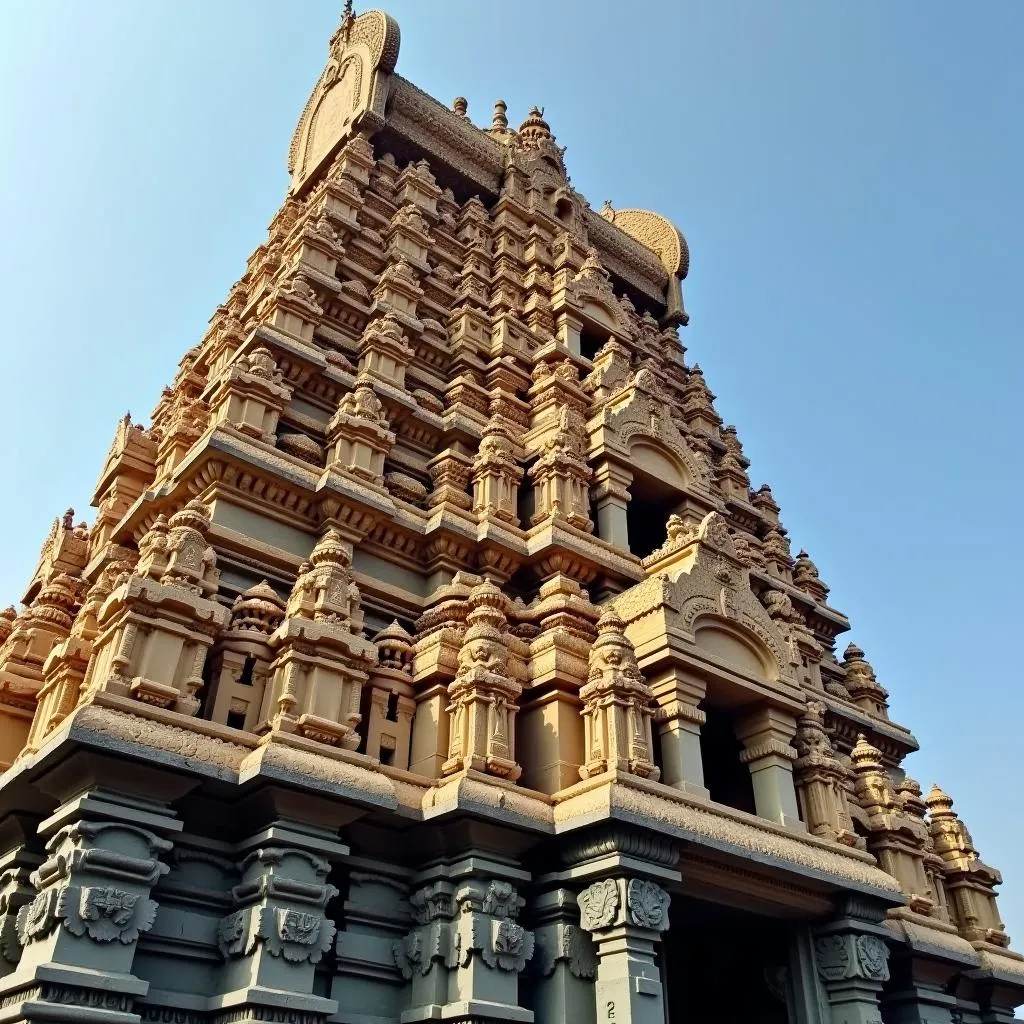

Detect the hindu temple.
[{"left": 0, "top": 7, "right": 1019, "bottom": 1024}]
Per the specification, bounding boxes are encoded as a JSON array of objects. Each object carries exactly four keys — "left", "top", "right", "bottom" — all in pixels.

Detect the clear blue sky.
[{"left": 1, "top": 0, "right": 1021, "bottom": 949}]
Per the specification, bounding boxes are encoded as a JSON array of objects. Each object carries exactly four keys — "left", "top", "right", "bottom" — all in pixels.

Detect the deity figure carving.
[
  {"left": 443, "top": 580, "right": 523, "bottom": 781},
  {"left": 262, "top": 528, "right": 375, "bottom": 749},
  {"left": 579, "top": 608, "right": 658, "bottom": 781}
]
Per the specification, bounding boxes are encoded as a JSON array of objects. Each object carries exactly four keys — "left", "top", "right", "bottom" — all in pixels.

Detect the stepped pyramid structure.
[{"left": 0, "top": 7, "right": 1018, "bottom": 1024}]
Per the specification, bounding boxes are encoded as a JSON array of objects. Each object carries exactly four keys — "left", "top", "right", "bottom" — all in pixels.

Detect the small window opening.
[
  {"left": 555, "top": 196, "right": 573, "bottom": 225},
  {"left": 197, "top": 651, "right": 214, "bottom": 719},
  {"left": 517, "top": 472, "right": 537, "bottom": 527},
  {"left": 386, "top": 692, "right": 399, "bottom": 723},
  {"left": 699, "top": 706, "right": 757, "bottom": 815},
  {"left": 226, "top": 709, "right": 247, "bottom": 731},
  {"left": 379, "top": 746, "right": 396, "bottom": 767},
  {"left": 625, "top": 470, "right": 678, "bottom": 560},
  {"left": 239, "top": 656, "right": 256, "bottom": 686},
  {"left": 579, "top": 327, "right": 606, "bottom": 363}
]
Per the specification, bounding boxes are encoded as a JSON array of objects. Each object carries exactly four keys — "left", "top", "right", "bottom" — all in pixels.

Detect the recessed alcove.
[
  {"left": 698, "top": 705, "right": 757, "bottom": 816},
  {"left": 625, "top": 465, "right": 678, "bottom": 559}
]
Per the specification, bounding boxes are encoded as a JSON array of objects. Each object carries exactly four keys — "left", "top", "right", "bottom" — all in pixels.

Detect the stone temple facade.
[{"left": 0, "top": 7, "right": 1019, "bottom": 1024}]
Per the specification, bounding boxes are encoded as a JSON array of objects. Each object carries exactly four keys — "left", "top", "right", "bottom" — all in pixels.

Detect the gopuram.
[{"left": 0, "top": 7, "right": 1018, "bottom": 1024}]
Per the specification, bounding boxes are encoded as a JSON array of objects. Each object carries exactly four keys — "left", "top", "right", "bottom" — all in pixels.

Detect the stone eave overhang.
[
  {"left": 749, "top": 567, "right": 851, "bottom": 640},
  {"left": 811, "top": 686, "right": 920, "bottom": 760},
  {"left": 551, "top": 771, "right": 905, "bottom": 907},
  {"left": 0, "top": 700, "right": 916, "bottom": 911}
]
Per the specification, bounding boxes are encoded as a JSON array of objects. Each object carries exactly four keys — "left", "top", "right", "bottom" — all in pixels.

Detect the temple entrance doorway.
[{"left": 662, "top": 895, "right": 794, "bottom": 1024}]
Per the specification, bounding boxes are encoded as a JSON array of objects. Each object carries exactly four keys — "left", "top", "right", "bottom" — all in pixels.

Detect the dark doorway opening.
[
  {"left": 699, "top": 706, "right": 757, "bottom": 815},
  {"left": 664, "top": 897, "right": 793, "bottom": 1024},
  {"left": 625, "top": 469, "right": 678, "bottom": 560},
  {"left": 579, "top": 326, "right": 608, "bottom": 362}
]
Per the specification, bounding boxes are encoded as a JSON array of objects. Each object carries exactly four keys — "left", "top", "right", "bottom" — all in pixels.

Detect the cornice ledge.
[
  {"left": 203, "top": 428, "right": 321, "bottom": 492},
  {"left": 251, "top": 323, "right": 329, "bottom": 370},
  {"left": 238, "top": 736, "right": 399, "bottom": 812},
  {"left": 420, "top": 769, "right": 553, "bottom": 832},
  {"left": 552, "top": 773, "right": 903, "bottom": 900},
  {"left": 969, "top": 949, "right": 1024, "bottom": 988},
  {"left": 885, "top": 914, "right": 982, "bottom": 966},
  {"left": 386, "top": 75, "right": 505, "bottom": 195},
  {"left": 65, "top": 702, "right": 252, "bottom": 781},
  {"left": 809, "top": 687, "right": 920, "bottom": 752}
]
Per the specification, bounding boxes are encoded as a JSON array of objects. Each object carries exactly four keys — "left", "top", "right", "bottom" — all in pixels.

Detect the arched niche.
[
  {"left": 580, "top": 297, "right": 621, "bottom": 339},
  {"left": 628, "top": 439, "right": 690, "bottom": 493},
  {"left": 693, "top": 617, "right": 779, "bottom": 683},
  {"left": 620, "top": 437, "right": 694, "bottom": 560}
]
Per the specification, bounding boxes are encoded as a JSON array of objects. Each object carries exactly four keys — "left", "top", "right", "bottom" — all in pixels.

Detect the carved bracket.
[
  {"left": 814, "top": 933, "right": 890, "bottom": 984},
  {"left": 577, "top": 877, "right": 671, "bottom": 935}
]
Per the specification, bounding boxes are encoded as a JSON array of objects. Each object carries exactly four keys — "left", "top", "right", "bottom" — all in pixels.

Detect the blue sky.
[{"left": 1, "top": 0, "right": 1021, "bottom": 952}]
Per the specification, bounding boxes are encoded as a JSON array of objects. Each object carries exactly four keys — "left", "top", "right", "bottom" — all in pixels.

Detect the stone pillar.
[
  {"left": 814, "top": 902, "right": 892, "bottom": 1024},
  {"left": 550, "top": 827, "right": 679, "bottom": 1024},
  {"left": 787, "top": 926, "right": 835, "bottom": 1024},
  {"left": 556, "top": 311, "right": 584, "bottom": 357},
  {"left": 883, "top": 952, "right": 963, "bottom": 1024},
  {"left": 591, "top": 462, "right": 632, "bottom": 551},
  {"left": 577, "top": 877, "right": 671, "bottom": 1024},
  {"left": 214, "top": 818, "right": 343, "bottom": 1023},
  {"left": 394, "top": 855, "right": 534, "bottom": 1024},
  {"left": 647, "top": 667, "right": 709, "bottom": 798},
  {"left": 736, "top": 706, "right": 804, "bottom": 829},
  {"left": 0, "top": 782, "right": 181, "bottom": 1022},
  {"left": 529, "top": 886, "right": 597, "bottom": 1024}
]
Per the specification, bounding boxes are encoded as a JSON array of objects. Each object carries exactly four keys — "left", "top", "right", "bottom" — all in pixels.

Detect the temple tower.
[{"left": 0, "top": 7, "right": 1019, "bottom": 1024}]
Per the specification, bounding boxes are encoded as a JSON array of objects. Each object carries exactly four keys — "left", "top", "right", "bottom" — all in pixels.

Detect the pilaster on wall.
[
  {"left": 332, "top": 855, "right": 412, "bottom": 1024},
  {"left": 0, "top": 814, "right": 44, "bottom": 981},
  {"left": 393, "top": 854, "right": 535, "bottom": 1024},
  {"left": 212, "top": 818, "right": 346, "bottom": 1024},
  {"left": 527, "top": 887, "right": 597, "bottom": 1024},
  {"left": 883, "top": 949, "right": 965, "bottom": 1024},
  {"left": 535, "top": 826, "right": 680, "bottom": 1024},
  {"left": 577, "top": 876, "right": 672, "bottom": 1024},
  {"left": 0, "top": 770, "right": 183, "bottom": 1024},
  {"left": 813, "top": 897, "right": 893, "bottom": 1024}
]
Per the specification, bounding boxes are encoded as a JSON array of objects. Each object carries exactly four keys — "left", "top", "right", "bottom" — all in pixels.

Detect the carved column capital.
[
  {"left": 813, "top": 920, "right": 892, "bottom": 1024},
  {"left": 576, "top": 877, "right": 671, "bottom": 935},
  {"left": 814, "top": 932, "right": 891, "bottom": 983}
]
